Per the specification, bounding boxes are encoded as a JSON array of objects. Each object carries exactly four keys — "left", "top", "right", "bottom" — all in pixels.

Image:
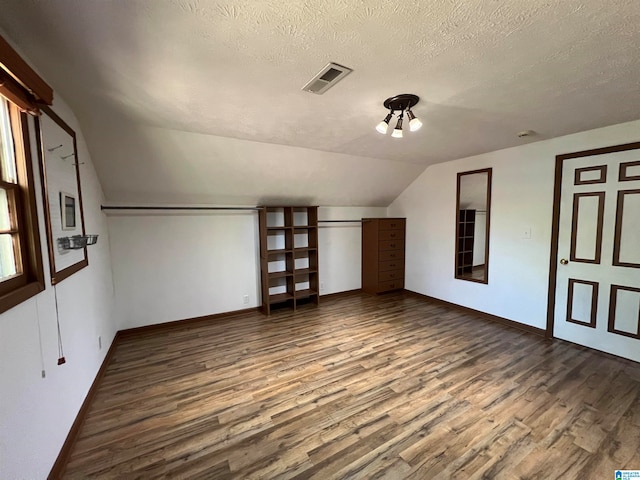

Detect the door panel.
[
  {"left": 570, "top": 192, "right": 604, "bottom": 263},
  {"left": 566, "top": 279, "right": 598, "bottom": 327},
  {"left": 554, "top": 147, "right": 640, "bottom": 362},
  {"left": 613, "top": 189, "right": 640, "bottom": 267},
  {"left": 608, "top": 285, "right": 640, "bottom": 339}
]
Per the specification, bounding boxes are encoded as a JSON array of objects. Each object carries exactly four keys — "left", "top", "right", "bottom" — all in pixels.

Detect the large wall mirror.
[
  {"left": 455, "top": 168, "right": 492, "bottom": 283},
  {"left": 36, "top": 106, "right": 88, "bottom": 284}
]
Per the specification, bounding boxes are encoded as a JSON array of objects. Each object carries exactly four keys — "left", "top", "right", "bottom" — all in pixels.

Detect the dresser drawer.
[
  {"left": 379, "top": 259, "right": 403, "bottom": 271},
  {"left": 378, "top": 279, "right": 404, "bottom": 291},
  {"left": 379, "top": 269, "right": 403, "bottom": 282},
  {"left": 379, "top": 250, "right": 404, "bottom": 261},
  {"left": 379, "top": 240, "right": 404, "bottom": 251},
  {"left": 379, "top": 219, "right": 405, "bottom": 231},
  {"left": 379, "top": 229, "right": 405, "bottom": 241}
]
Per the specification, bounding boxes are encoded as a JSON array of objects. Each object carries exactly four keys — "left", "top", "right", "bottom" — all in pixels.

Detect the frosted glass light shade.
[
  {"left": 391, "top": 127, "right": 403, "bottom": 138},
  {"left": 391, "top": 115, "right": 403, "bottom": 138},
  {"left": 407, "top": 109, "right": 422, "bottom": 131},
  {"left": 376, "top": 121, "right": 389, "bottom": 134},
  {"left": 375, "top": 112, "right": 393, "bottom": 134}
]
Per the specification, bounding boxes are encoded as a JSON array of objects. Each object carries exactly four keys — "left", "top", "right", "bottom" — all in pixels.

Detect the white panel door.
[{"left": 554, "top": 147, "right": 640, "bottom": 362}]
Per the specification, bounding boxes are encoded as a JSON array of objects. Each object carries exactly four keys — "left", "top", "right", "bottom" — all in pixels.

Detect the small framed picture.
[{"left": 60, "top": 192, "right": 76, "bottom": 230}]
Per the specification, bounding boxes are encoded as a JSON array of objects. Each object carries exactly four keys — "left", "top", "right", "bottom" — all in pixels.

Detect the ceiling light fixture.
[{"left": 376, "top": 94, "right": 421, "bottom": 137}]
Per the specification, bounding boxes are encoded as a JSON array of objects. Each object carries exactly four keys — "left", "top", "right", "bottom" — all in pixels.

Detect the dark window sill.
[{"left": 0, "top": 280, "right": 45, "bottom": 315}]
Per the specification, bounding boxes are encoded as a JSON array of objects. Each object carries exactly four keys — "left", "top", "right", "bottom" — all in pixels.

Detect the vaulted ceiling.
[{"left": 1, "top": 1, "right": 638, "bottom": 205}]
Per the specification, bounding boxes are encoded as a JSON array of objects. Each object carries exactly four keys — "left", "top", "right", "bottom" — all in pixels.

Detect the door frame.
[{"left": 546, "top": 141, "right": 640, "bottom": 338}]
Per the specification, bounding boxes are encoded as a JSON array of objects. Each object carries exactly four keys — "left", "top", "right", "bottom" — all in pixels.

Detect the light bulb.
[
  {"left": 407, "top": 109, "right": 422, "bottom": 131},
  {"left": 375, "top": 112, "right": 393, "bottom": 134}
]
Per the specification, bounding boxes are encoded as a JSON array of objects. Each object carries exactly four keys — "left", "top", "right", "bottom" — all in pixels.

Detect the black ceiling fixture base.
[{"left": 383, "top": 94, "right": 419, "bottom": 111}]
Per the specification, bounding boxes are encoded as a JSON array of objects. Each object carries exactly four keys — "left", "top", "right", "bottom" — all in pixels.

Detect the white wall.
[
  {"left": 108, "top": 206, "right": 386, "bottom": 330},
  {"left": 472, "top": 213, "right": 487, "bottom": 267},
  {"left": 389, "top": 119, "right": 640, "bottom": 329},
  {"left": 0, "top": 97, "right": 116, "bottom": 478},
  {"left": 318, "top": 207, "right": 387, "bottom": 295}
]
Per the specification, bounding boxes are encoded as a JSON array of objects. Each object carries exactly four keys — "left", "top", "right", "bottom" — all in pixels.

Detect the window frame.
[
  {"left": 0, "top": 34, "right": 50, "bottom": 314},
  {"left": 0, "top": 100, "right": 45, "bottom": 312}
]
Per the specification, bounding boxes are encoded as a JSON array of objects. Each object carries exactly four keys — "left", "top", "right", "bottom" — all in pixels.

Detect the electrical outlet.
[
  {"left": 98, "top": 336, "right": 102, "bottom": 350},
  {"left": 320, "top": 282, "right": 325, "bottom": 292},
  {"left": 41, "top": 370, "right": 46, "bottom": 379},
  {"left": 522, "top": 227, "right": 532, "bottom": 239},
  {"left": 243, "top": 294, "right": 249, "bottom": 305}
]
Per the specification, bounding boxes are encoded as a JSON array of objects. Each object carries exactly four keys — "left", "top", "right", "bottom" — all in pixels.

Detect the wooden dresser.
[{"left": 362, "top": 218, "right": 406, "bottom": 294}]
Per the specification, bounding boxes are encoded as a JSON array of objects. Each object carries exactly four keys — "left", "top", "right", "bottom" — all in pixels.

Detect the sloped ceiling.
[{"left": 0, "top": 1, "right": 638, "bottom": 206}]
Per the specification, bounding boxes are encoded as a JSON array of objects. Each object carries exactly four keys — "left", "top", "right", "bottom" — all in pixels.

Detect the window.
[
  {"left": 0, "top": 96, "right": 44, "bottom": 312},
  {"left": 0, "top": 33, "right": 50, "bottom": 314}
]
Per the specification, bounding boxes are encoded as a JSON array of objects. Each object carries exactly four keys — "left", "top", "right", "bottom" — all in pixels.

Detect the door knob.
[{"left": 560, "top": 258, "right": 568, "bottom": 265}]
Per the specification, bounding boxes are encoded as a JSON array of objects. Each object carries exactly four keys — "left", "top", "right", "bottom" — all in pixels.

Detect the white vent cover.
[{"left": 301, "top": 62, "right": 353, "bottom": 95}]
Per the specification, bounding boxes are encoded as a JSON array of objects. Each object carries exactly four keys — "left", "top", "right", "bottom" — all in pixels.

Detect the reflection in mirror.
[{"left": 455, "top": 168, "right": 492, "bottom": 283}]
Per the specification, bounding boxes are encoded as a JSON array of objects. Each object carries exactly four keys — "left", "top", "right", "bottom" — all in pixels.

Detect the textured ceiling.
[{"left": 0, "top": 0, "right": 638, "bottom": 205}]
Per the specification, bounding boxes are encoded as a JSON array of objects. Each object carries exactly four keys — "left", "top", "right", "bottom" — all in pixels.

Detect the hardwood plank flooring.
[{"left": 61, "top": 291, "right": 640, "bottom": 479}]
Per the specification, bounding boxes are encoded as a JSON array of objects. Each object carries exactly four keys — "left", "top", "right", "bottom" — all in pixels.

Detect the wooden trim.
[
  {"left": 566, "top": 278, "right": 598, "bottom": 328},
  {"left": 35, "top": 106, "right": 89, "bottom": 285},
  {"left": 0, "top": 70, "right": 40, "bottom": 114},
  {"left": 320, "top": 288, "right": 362, "bottom": 300},
  {"left": 455, "top": 172, "right": 463, "bottom": 280},
  {"left": 613, "top": 189, "right": 640, "bottom": 268},
  {"left": 19, "top": 113, "right": 45, "bottom": 288},
  {"left": 608, "top": 284, "right": 640, "bottom": 339},
  {"left": 557, "top": 142, "right": 640, "bottom": 161},
  {"left": 574, "top": 165, "right": 607, "bottom": 185},
  {"left": 47, "top": 331, "right": 121, "bottom": 480},
  {"left": 0, "top": 281, "right": 43, "bottom": 314},
  {"left": 619, "top": 160, "right": 640, "bottom": 182},
  {"left": 546, "top": 151, "right": 565, "bottom": 338},
  {"left": 547, "top": 142, "right": 640, "bottom": 340},
  {"left": 404, "top": 290, "right": 546, "bottom": 337},
  {"left": 119, "top": 307, "right": 261, "bottom": 338},
  {"left": 569, "top": 192, "right": 605, "bottom": 264},
  {"left": 0, "top": 34, "right": 53, "bottom": 105}
]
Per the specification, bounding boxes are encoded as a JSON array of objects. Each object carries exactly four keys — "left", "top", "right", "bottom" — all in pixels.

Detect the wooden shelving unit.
[
  {"left": 456, "top": 209, "right": 476, "bottom": 275},
  {"left": 259, "top": 206, "right": 319, "bottom": 315}
]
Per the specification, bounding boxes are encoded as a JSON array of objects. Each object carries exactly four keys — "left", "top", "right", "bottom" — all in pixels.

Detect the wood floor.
[{"left": 61, "top": 291, "right": 640, "bottom": 479}]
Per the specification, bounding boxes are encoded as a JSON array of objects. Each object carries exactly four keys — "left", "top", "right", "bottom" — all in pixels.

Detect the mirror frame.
[
  {"left": 35, "top": 105, "right": 88, "bottom": 285},
  {"left": 455, "top": 167, "right": 492, "bottom": 284}
]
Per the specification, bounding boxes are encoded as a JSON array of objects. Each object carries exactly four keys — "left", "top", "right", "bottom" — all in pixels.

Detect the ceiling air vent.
[{"left": 301, "top": 62, "right": 353, "bottom": 95}]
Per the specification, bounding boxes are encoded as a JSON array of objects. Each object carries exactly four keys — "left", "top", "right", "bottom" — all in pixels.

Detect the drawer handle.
[
  {"left": 390, "top": 223, "right": 396, "bottom": 228},
  {"left": 389, "top": 274, "right": 395, "bottom": 278},
  {"left": 389, "top": 243, "right": 396, "bottom": 248},
  {"left": 389, "top": 263, "right": 396, "bottom": 267},
  {"left": 390, "top": 283, "right": 395, "bottom": 288},
  {"left": 390, "top": 233, "right": 396, "bottom": 237},
  {"left": 390, "top": 254, "right": 396, "bottom": 258}
]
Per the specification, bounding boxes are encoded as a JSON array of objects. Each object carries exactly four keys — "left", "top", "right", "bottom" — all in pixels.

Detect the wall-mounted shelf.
[
  {"left": 57, "top": 234, "right": 99, "bottom": 250},
  {"left": 259, "top": 206, "right": 319, "bottom": 315}
]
